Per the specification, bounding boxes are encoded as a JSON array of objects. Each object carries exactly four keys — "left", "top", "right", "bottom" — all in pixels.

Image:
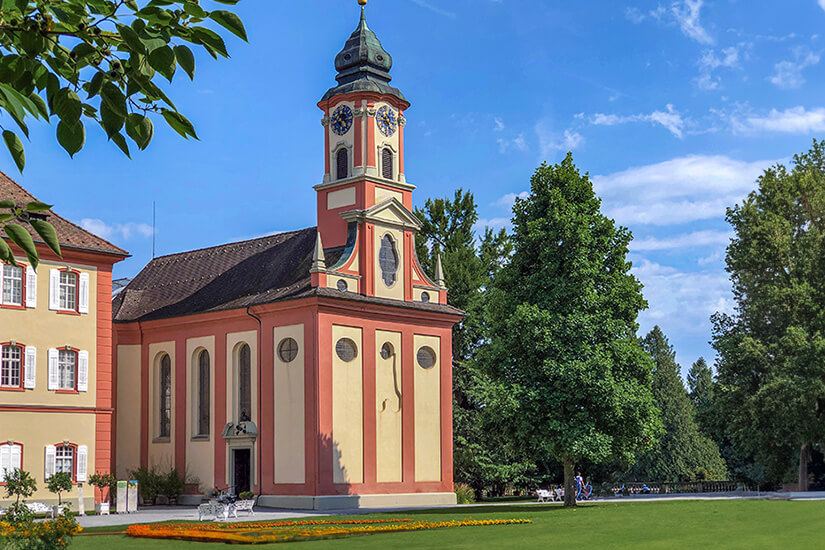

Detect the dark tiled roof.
[
  {"left": 113, "top": 226, "right": 462, "bottom": 323},
  {"left": 0, "top": 170, "right": 128, "bottom": 256}
]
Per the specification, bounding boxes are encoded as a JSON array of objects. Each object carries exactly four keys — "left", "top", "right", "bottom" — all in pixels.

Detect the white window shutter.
[
  {"left": 0, "top": 445, "right": 10, "bottom": 482},
  {"left": 44, "top": 445, "right": 56, "bottom": 479},
  {"left": 24, "top": 346, "right": 36, "bottom": 389},
  {"left": 78, "top": 272, "right": 90, "bottom": 314},
  {"left": 78, "top": 350, "right": 89, "bottom": 392},
  {"left": 49, "top": 269, "right": 60, "bottom": 310},
  {"left": 76, "top": 445, "right": 88, "bottom": 482},
  {"left": 47, "top": 348, "right": 59, "bottom": 391},
  {"left": 10, "top": 444, "right": 21, "bottom": 473},
  {"left": 0, "top": 266, "right": 4, "bottom": 306},
  {"left": 25, "top": 266, "right": 37, "bottom": 308}
]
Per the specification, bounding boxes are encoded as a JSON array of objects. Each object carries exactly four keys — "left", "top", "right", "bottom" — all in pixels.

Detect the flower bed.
[
  {"left": 0, "top": 516, "right": 82, "bottom": 549},
  {"left": 126, "top": 517, "right": 531, "bottom": 544}
]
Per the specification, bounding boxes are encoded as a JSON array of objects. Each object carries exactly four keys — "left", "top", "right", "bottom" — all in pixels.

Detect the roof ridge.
[{"left": 148, "top": 226, "right": 317, "bottom": 263}]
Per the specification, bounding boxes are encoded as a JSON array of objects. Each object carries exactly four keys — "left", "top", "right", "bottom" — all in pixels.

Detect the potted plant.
[
  {"left": 88, "top": 472, "right": 117, "bottom": 515},
  {"left": 129, "top": 466, "right": 160, "bottom": 506},
  {"left": 46, "top": 471, "right": 73, "bottom": 517}
]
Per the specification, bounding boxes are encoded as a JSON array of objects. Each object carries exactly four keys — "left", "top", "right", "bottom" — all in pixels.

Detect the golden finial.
[{"left": 358, "top": 0, "right": 368, "bottom": 6}]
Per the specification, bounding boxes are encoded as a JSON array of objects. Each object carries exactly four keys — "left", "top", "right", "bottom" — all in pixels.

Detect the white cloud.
[
  {"left": 672, "top": 0, "right": 713, "bottom": 45},
  {"left": 769, "top": 48, "right": 820, "bottom": 89},
  {"left": 592, "top": 154, "right": 779, "bottom": 226},
  {"left": 633, "top": 259, "right": 733, "bottom": 335},
  {"left": 733, "top": 106, "right": 825, "bottom": 134},
  {"left": 820, "top": 0, "right": 825, "bottom": 11},
  {"left": 589, "top": 104, "right": 686, "bottom": 138},
  {"left": 493, "top": 117, "right": 505, "bottom": 131},
  {"left": 497, "top": 133, "right": 528, "bottom": 154},
  {"left": 631, "top": 230, "right": 733, "bottom": 251},
  {"left": 474, "top": 217, "right": 511, "bottom": 234},
  {"left": 81, "top": 219, "right": 154, "bottom": 241},
  {"left": 494, "top": 191, "right": 529, "bottom": 211},
  {"left": 535, "top": 120, "right": 585, "bottom": 159},
  {"left": 695, "top": 46, "right": 742, "bottom": 90}
]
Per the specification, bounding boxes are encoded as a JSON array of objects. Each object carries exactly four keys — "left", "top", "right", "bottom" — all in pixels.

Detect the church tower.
[{"left": 314, "top": 2, "right": 446, "bottom": 305}]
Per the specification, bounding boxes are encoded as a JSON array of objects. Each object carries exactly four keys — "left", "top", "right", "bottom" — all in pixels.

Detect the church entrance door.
[{"left": 232, "top": 448, "right": 251, "bottom": 495}]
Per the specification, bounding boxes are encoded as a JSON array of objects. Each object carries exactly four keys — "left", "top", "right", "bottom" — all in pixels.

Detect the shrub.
[
  {"left": 46, "top": 471, "right": 73, "bottom": 505},
  {"left": 162, "top": 469, "right": 185, "bottom": 500},
  {"left": 129, "top": 466, "right": 161, "bottom": 504},
  {"left": 88, "top": 472, "right": 117, "bottom": 504},
  {"left": 0, "top": 514, "right": 81, "bottom": 549},
  {"left": 455, "top": 483, "right": 475, "bottom": 504}
]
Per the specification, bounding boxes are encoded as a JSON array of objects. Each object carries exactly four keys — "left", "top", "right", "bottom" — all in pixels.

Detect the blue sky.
[{"left": 8, "top": 0, "right": 825, "bottom": 373}]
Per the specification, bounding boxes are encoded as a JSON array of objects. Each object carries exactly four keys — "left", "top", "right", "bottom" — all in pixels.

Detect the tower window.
[
  {"left": 382, "top": 148, "right": 393, "bottom": 180},
  {"left": 337, "top": 148, "right": 349, "bottom": 180}
]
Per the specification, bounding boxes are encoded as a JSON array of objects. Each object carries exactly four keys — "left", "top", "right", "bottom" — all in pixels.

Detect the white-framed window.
[
  {"left": 158, "top": 354, "right": 172, "bottom": 439},
  {"left": 1, "top": 344, "right": 22, "bottom": 388},
  {"left": 58, "top": 349, "right": 76, "bottom": 391},
  {"left": 59, "top": 271, "right": 77, "bottom": 311},
  {"left": 55, "top": 445, "right": 74, "bottom": 475},
  {"left": 0, "top": 443, "right": 22, "bottom": 482},
  {"left": 1, "top": 265, "right": 23, "bottom": 306}
]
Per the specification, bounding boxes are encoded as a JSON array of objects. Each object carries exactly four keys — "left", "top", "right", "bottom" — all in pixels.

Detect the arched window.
[
  {"left": 337, "top": 148, "right": 349, "bottom": 180},
  {"left": 197, "top": 350, "right": 210, "bottom": 437},
  {"left": 379, "top": 234, "right": 398, "bottom": 286},
  {"left": 382, "top": 148, "right": 393, "bottom": 180},
  {"left": 159, "top": 354, "right": 172, "bottom": 439},
  {"left": 238, "top": 344, "right": 251, "bottom": 422}
]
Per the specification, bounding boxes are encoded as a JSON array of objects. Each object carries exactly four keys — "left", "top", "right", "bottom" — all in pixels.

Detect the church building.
[{"left": 112, "top": 4, "right": 462, "bottom": 509}]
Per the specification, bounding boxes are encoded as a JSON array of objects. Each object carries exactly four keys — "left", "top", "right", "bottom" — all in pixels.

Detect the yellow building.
[{"left": 0, "top": 173, "right": 128, "bottom": 507}]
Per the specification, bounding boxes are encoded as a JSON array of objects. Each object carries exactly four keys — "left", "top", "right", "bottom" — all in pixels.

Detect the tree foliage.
[
  {"left": 4, "top": 467, "right": 36, "bottom": 503},
  {"left": 631, "top": 327, "right": 727, "bottom": 482},
  {"left": 712, "top": 140, "right": 825, "bottom": 488},
  {"left": 415, "top": 190, "right": 527, "bottom": 497},
  {"left": 481, "top": 155, "right": 661, "bottom": 506},
  {"left": 46, "top": 470, "right": 73, "bottom": 505}
]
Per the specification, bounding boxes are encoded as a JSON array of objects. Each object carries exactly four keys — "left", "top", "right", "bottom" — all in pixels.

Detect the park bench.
[
  {"left": 536, "top": 489, "right": 553, "bottom": 503},
  {"left": 198, "top": 500, "right": 238, "bottom": 521}
]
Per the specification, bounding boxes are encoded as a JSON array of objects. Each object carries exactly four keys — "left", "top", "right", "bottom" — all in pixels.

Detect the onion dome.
[{"left": 321, "top": 6, "right": 407, "bottom": 103}]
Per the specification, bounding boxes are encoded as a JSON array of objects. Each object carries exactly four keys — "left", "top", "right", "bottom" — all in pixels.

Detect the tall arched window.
[
  {"left": 382, "top": 148, "right": 393, "bottom": 180},
  {"left": 197, "top": 350, "right": 210, "bottom": 437},
  {"left": 238, "top": 344, "right": 251, "bottom": 422},
  {"left": 159, "top": 354, "right": 172, "bottom": 439},
  {"left": 336, "top": 148, "right": 348, "bottom": 180}
]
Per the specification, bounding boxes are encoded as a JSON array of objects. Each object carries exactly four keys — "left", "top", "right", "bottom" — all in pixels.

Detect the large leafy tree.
[
  {"left": 415, "top": 190, "right": 528, "bottom": 497},
  {"left": 0, "top": 0, "right": 245, "bottom": 265},
  {"left": 631, "top": 328, "right": 727, "bottom": 482},
  {"left": 712, "top": 140, "right": 825, "bottom": 490},
  {"left": 482, "top": 155, "right": 661, "bottom": 506}
]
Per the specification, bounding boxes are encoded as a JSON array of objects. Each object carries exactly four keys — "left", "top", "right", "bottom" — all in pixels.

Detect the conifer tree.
[
  {"left": 632, "top": 328, "right": 727, "bottom": 482},
  {"left": 482, "top": 155, "right": 660, "bottom": 506},
  {"left": 687, "top": 357, "right": 715, "bottom": 438}
]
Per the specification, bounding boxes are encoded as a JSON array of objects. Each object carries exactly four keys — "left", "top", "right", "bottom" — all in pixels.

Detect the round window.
[
  {"left": 380, "top": 342, "right": 394, "bottom": 360},
  {"left": 421, "top": 292, "right": 430, "bottom": 303},
  {"left": 278, "top": 338, "right": 299, "bottom": 363},
  {"left": 336, "top": 338, "right": 358, "bottom": 363},
  {"left": 417, "top": 346, "right": 437, "bottom": 369},
  {"left": 337, "top": 279, "right": 348, "bottom": 292}
]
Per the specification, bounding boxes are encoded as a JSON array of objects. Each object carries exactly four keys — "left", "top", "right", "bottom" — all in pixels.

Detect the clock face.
[
  {"left": 376, "top": 105, "right": 397, "bottom": 137},
  {"left": 330, "top": 105, "right": 353, "bottom": 136}
]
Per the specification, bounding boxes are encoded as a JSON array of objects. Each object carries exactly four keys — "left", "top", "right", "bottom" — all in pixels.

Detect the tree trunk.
[
  {"left": 563, "top": 457, "right": 577, "bottom": 508},
  {"left": 799, "top": 443, "right": 810, "bottom": 492}
]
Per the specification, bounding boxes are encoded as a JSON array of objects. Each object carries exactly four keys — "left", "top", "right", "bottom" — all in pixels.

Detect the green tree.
[
  {"left": 46, "top": 470, "right": 73, "bottom": 505},
  {"left": 686, "top": 357, "right": 716, "bottom": 440},
  {"left": 632, "top": 328, "right": 727, "bottom": 482},
  {"left": 482, "top": 155, "right": 661, "bottom": 507},
  {"left": 712, "top": 140, "right": 825, "bottom": 490},
  {"left": 415, "top": 190, "right": 527, "bottom": 497},
  {"left": 0, "top": 0, "right": 245, "bottom": 265}
]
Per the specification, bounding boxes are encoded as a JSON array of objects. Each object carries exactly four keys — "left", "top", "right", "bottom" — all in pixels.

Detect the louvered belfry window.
[
  {"left": 337, "top": 148, "right": 348, "bottom": 180},
  {"left": 382, "top": 148, "right": 393, "bottom": 180}
]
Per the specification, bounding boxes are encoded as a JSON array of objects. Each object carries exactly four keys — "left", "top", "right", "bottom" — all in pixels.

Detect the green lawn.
[{"left": 73, "top": 500, "right": 824, "bottom": 549}]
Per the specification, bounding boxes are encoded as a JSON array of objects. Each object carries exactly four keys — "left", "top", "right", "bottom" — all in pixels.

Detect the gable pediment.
[{"left": 340, "top": 198, "right": 422, "bottom": 231}]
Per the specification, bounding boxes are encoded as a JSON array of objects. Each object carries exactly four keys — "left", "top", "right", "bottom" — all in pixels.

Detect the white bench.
[
  {"left": 536, "top": 489, "right": 553, "bottom": 503},
  {"left": 233, "top": 499, "right": 255, "bottom": 517},
  {"left": 198, "top": 501, "right": 238, "bottom": 521}
]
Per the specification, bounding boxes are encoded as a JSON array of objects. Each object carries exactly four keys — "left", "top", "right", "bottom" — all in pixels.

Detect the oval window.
[
  {"left": 379, "top": 235, "right": 398, "bottom": 287},
  {"left": 421, "top": 292, "right": 430, "bottom": 303},
  {"left": 336, "top": 338, "right": 358, "bottom": 363},
  {"left": 417, "top": 346, "right": 437, "bottom": 369},
  {"left": 278, "top": 338, "right": 299, "bottom": 363},
  {"left": 337, "top": 279, "right": 348, "bottom": 292},
  {"left": 380, "top": 342, "right": 394, "bottom": 360}
]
